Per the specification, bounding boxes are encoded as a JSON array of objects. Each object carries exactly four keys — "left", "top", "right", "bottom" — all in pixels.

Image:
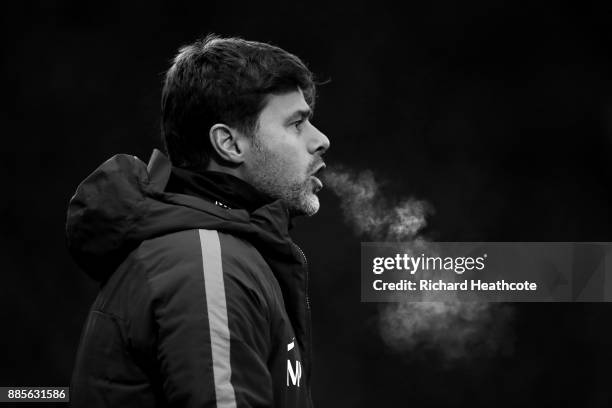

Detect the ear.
[{"left": 209, "top": 124, "right": 247, "bottom": 164}]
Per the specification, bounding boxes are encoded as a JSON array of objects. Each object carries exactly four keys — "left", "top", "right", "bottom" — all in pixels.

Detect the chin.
[{"left": 297, "top": 194, "right": 320, "bottom": 217}]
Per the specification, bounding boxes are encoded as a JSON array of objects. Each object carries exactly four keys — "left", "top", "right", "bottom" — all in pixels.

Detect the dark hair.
[{"left": 161, "top": 34, "right": 316, "bottom": 171}]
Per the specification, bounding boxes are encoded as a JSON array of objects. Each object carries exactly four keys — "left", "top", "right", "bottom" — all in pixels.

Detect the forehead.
[{"left": 259, "top": 88, "right": 310, "bottom": 120}]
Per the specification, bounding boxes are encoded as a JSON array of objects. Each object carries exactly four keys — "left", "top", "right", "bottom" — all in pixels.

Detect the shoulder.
[{"left": 128, "top": 229, "right": 276, "bottom": 308}]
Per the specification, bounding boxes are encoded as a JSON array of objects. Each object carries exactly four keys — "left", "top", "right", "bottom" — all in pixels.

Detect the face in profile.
[{"left": 243, "top": 89, "right": 330, "bottom": 216}]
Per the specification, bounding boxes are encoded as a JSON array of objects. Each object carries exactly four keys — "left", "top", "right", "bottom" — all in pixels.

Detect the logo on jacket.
[{"left": 286, "top": 339, "right": 302, "bottom": 387}]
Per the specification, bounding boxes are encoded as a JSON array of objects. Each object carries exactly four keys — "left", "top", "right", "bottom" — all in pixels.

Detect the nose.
[{"left": 308, "top": 124, "right": 330, "bottom": 155}]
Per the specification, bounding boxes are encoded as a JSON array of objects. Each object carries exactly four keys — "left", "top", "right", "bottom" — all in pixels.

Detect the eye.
[{"left": 293, "top": 119, "right": 306, "bottom": 130}]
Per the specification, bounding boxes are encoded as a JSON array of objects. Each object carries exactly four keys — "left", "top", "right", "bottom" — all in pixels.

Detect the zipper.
[
  {"left": 293, "top": 242, "right": 310, "bottom": 310},
  {"left": 293, "top": 241, "right": 313, "bottom": 383}
]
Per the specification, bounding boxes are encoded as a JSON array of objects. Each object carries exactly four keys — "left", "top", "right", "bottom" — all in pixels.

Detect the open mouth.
[
  {"left": 311, "top": 176, "right": 323, "bottom": 191},
  {"left": 311, "top": 164, "right": 326, "bottom": 191}
]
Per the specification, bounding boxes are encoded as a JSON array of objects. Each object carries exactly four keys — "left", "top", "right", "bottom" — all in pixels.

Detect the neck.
[
  {"left": 166, "top": 167, "right": 274, "bottom": 213},
  {"left": 206, "top": 160, "right": 245, "bottom": 181}
]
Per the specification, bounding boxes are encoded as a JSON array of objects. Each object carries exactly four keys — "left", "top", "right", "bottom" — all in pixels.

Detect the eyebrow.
[{"left": 286, "top": 109, "right": 313, "bottom": 123}]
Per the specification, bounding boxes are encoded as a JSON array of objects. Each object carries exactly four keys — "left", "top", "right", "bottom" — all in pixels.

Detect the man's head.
[{"left": 161, "top": 34, "right": 329, "bottom": 216}]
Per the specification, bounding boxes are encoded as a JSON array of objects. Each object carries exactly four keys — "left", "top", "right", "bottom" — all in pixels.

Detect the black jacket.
[{"left": 66, "top": 150, "right": 313, "bottom": 407}]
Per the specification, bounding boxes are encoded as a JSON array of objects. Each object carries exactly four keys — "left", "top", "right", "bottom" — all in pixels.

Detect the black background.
[{"left": 3, "top": 1, "right": 612, "bottom": 407}]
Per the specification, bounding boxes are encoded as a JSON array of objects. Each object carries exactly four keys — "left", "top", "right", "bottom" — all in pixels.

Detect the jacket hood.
[{"left": 66, "top": 149, "right": 297, "bottom": 282}]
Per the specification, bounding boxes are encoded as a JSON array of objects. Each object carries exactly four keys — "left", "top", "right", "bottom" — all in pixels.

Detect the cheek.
[{"left": 267, "top": 140, "right": 308, "bottom": 177}]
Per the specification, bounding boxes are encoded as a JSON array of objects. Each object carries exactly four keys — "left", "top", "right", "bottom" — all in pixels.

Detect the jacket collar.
[
  {"left": 146, "top": 149, "right": 297, "bottom": 261},
  {"left": 166, "top": 167, "right": 273, "bottom": 213}
]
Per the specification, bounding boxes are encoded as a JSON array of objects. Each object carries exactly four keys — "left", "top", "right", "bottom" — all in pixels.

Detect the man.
[{"left": 66, "top": 35, "right": 329, "bottom": 407}]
